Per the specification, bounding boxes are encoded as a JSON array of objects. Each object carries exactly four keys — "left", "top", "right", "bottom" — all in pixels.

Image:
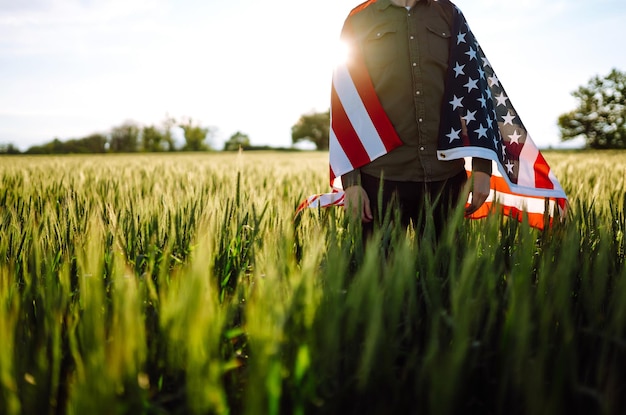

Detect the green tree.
[
  {"left": 80, "top": 133, "right": 107, "bottom": 153},
  {"left": 142, "top": 125, "right": 166, "bottom": 152},
  {"left": 0, "top": 143, "right": 20, "bottom": 154},
  {"left": 179, "top": 118, "right": 212, "bottom": 151},
  {"left": 162, "top": 115, "right": 178, "bottom": 152},
  {"left": 26, "top": 138, "right": 63, "bottom": 154},
  {"left": 558, "top": 68, "right": 626, "bottom": 149},
  {"left": 25, "top": 134, "right": 107, "bottom": 154},
  {"left": 110, "top": 121, "right": 141, "bottom": 153},
  {"left": 223, "top": 131, "right": 251, "bottom": 151},
  {"left": 291, "top": 110, "right": 330, "bottom": 150}
]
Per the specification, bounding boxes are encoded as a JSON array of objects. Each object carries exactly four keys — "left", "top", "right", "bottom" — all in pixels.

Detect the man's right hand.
[{"left": 343, "top": 185, "right": 373, "bottom": 223}]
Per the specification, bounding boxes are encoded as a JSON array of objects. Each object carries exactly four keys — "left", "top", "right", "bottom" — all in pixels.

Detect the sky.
[{"left": 1, "top": 0, "right": 625, "bottom": 151}]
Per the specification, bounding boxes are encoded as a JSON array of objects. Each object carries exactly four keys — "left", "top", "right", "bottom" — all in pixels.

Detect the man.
[
  {"left": 298, "top": 0, "right": 567, "bottom": 233},
  {"left": 338, "top": 0, "right": 491, "bottom": 236}
]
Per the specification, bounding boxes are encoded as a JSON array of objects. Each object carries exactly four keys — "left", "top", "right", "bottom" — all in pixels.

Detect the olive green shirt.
[{"left": 341, "top": 0, "right": 491, "bottom": 188}]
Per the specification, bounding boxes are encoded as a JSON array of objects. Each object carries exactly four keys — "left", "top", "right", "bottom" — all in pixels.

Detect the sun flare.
[{"left": 328, "top": 40, "right": 350, "bottom": 69}]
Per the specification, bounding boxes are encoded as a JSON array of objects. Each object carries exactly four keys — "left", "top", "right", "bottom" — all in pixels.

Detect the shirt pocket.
[
  {"left": 426, "top": 25, "right": 451, "bottom": 66},
  {"left": 363, "top": 27, "right": 398, "bottom": 70}
]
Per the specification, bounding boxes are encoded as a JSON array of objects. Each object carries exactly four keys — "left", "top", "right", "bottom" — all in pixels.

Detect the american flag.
[
  {"left": 327, "top": 5, "right": 403, "bottom": 187},
  {"left": 298, "top": 2, "right": 568, "bottom": 230}
]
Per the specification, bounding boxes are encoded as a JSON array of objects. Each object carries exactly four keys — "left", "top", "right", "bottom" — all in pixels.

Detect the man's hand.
[
  {"left": 343, "top": 185, "right": 373, "bottom": 223},
  {"left": 465, "top": 171, "right": 491, "bottom": 215}
]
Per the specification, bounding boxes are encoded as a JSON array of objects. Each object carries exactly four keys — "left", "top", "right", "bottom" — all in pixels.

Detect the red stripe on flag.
[
  {"left": 347, "top": 54, "right": 403, "bottom": 152},
  {"left": 465, "top": 170, "right": 567, "bottom": 230},
  {"left": 467, "top": 201, "right": 552, "bottom": 230},
  {"left": 331, "top": 85, "right": 372, "bottom": 169},
  {"left": 533, "top": 152, "right": 555, "bottom": 190},
  {"left": 349, "top": 0, "right": 376, "bottom": 16},
  {"left": 485, "top": 173, "right": 551, "bottom": 199},
  {"left": 490, "top": 174, "right": 512, "bottom": 193}
]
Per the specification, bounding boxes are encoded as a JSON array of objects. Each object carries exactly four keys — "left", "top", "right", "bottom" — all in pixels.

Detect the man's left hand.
[{"left": 465, "top": 171, "right": 491, "bottom": 215}]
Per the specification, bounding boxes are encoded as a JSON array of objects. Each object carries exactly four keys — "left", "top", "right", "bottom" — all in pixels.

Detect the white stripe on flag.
[
  {"left": 333, "top": 65, "right": 388, "bottom": 159},
  {"left": 332, "top": 176, "right": 343, "bottom": 190},
  {"left": 329, "top": 127, "right": 353, "bottom": 179},
  {"left": 305, "top": 192, "right": 345, "bottom": 208},
  {"left": 469, "top": 190, "right": 554, "bottom": 215},
  {"left": 517, "top": 133, "right": 540, "bottom": 188},
  {"left": 464, "top": 158, "right": 501, "bottom": 177},
  {"left": 548, "top": 168, "right": 565, "bottom": 194}
]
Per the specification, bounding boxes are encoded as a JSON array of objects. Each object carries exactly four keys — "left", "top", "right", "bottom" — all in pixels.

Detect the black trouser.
[{"left": 360, "top": 169, "right": 468, "bottom": 240}]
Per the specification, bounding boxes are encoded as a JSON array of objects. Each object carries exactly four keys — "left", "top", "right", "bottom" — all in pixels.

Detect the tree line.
[
  {"left": 4, "top": 117, "right": 213, "bottom": 155},
  {"left": 0, "top": 115, "right": 310, "bottom": 155},
  {"left": 2, "top": 68, "right": 624, "bottom": 155}
]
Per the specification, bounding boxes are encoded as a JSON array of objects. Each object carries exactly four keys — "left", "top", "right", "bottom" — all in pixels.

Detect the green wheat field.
[{"left": 0, "top": 150, "right": 624, "bottom": 415}]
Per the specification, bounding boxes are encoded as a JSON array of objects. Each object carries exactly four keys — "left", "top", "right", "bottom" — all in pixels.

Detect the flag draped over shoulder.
[
  {"left": 298, "top": 3, "right": 568, "bottom": 230},
  {"left": 327, "top": 7, "right": 404, "bottom": 188}
]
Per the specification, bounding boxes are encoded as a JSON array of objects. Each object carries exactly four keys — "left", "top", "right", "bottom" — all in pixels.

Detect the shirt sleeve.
[
  {"left": 472, "top": 157, "right": 492, "bottom": 176},
  {"left": 341, "top": 168, "right": 361, "bottom": 189}
]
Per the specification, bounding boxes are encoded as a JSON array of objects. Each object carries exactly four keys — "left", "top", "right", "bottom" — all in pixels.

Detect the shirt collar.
[{"left": 377, "top": 0, "right": 432, "bottom": 11}]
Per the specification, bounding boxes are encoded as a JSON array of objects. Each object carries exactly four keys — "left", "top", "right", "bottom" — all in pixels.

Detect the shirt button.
[
  {"left": 418, "top": 118, "right": 423, "bottom": 122},
  {"left": 420, "top": 146, "right": 425, "bottom": 151},
  {"left": 416, "top": 90, "right": 421, "bottom": 95},
  {"left": 412, "top": 62, "right": 417, "bottom": 67},
  {"left": 410, "top": 36, "right": 415, "bottom": 40}
]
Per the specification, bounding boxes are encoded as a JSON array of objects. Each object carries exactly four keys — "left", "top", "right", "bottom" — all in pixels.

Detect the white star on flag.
[
  {"left": 495, "top": 92, "right": 509, "bottom": 107},
  {"left": 478, "top": 67, "right": 485, "bottom": 79},
  {"left": 505, "top": 161, "right": 515, "bottom": 174},
  {"left": 502, "top": 111, "right": 516, "bottom": 126},
  {"left": 465, "top": 47, "right": 477, "bottom": 60},
  {"left": 462, "top": 110, "right": 477, "bottom": 124},
  {"left": 464, "top": 77, "right": 479, "bottom": 92},
  {"left": 474, "top": 124, "right": 488, "bottom": 139},
  {"left": 453, "top": 62, "right": 466, "bottom": 77},
  {"left": 488, "top": 75, "right": 500, "bottom": 87},
  {"left": 450, "top": 95, "right": 464, "bottom": 110},
  {"left": 508, "top": 130, "right": 522, "bottom": 144},
  {"left": 446, "top": 128, "right": 462, "bottom": 143}
]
